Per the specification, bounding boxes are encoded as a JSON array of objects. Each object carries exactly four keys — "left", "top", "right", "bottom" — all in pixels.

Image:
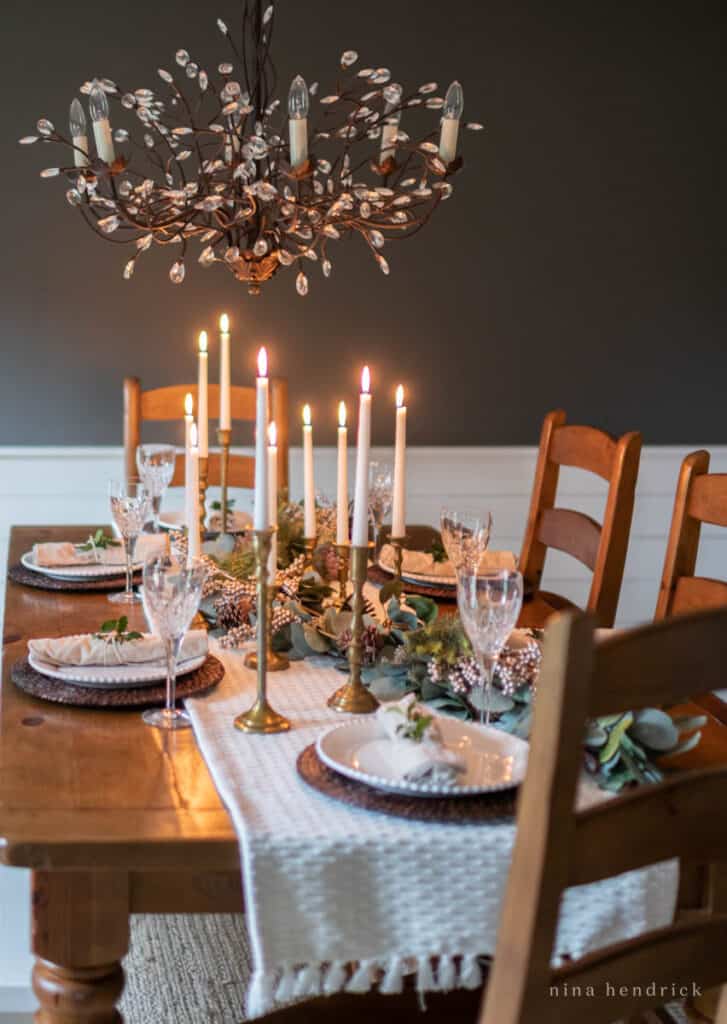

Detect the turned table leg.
[{"left": 31, "top": 870, "right": 129, "bottom": 1023}]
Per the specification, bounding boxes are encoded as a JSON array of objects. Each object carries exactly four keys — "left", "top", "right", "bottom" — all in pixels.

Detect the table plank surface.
[{"left": 0, "top": 526, "right": 238, "bottom": 870}]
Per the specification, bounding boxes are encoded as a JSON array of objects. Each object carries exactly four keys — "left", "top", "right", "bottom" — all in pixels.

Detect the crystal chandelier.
[{"left": 21, "top": 1, "right": 483, "bottom": 296}]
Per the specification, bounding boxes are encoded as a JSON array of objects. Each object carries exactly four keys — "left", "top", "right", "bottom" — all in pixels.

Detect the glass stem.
[
  {"left": 125, "top": 534, "right": 137, "bottom": 599},
  {"left": 478, "top": 655, "right": 496, "bottom": 726},
  {"left": 164, "top": 636, "right": 180, "bottom": 715},
  {"left": 151, "top": 495, "right": 162, "bottom": 533}
]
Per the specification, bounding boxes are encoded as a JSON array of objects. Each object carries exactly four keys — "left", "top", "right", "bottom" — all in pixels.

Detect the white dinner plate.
[
  {"left": 21, "top": 551, "right": 140, "bottom": 581},
  {"left": 28, "top": 651, "right": 208, "bottom": 689},
  {"left": 316, "top": 716, "right": 528, "bottom": 797}
]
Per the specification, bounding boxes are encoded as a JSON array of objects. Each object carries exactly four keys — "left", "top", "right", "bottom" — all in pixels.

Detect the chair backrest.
[
  {"left": 123, "top": 377, "right": 289, "bottom": 492},
  {"left": 519, "top": 409, "right": 642, "bottom": 626},
  {"left": 479, "top": 606, "right": 727, "bottom": 1024},
  {"left": 655, "top": 449, "right": 727, "bottom": 620}
]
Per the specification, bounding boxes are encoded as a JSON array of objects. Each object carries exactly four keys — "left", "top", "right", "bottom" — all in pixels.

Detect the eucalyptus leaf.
[
  {"left": 367, "top": 675, "right": 412, "bottom": 701},
  {"left": 629, "top": 709, "right": 678, "bottom": 752},
  {"left": 302, "top": 623, "right": 331, "bottom": 653},
  {"left": 404, "top": 594, "right": 438, "bottom": 625}
]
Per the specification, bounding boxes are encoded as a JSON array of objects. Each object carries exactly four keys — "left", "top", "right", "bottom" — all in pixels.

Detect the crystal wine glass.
[
  {"left": 136, "top": 444, "right": 176, "bottom": 532},
  {"left": 141, "top": 555, "right": 207, "bottom": 730},
  {"left": 368, "top": 461, "right": 393, "bottom": 559},
  {"left": 456, "top": 569, "right": 524, "bottom": 725},
  {"left": 108, "top": 480, "right": 150, "bottom": 605},
  {"left": 440, "top": 508, "right": 493, "bottom": 573}
]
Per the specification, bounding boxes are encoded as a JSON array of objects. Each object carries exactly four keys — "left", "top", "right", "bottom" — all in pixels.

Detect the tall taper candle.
[
  {"left": 302, "top": 404, "right": 315, "bottom": 539},
  {"left": 336, "top": 401, "right": 348, "bottom": 544},
  {"left": 183, "top": 391, "right": 194, "bottom": 504},
  {"left": 392, "top": 385, "right": 407, "bottom": 538},
  {"left": 268, "top": 421, "right": 278, "bottom": 582},
  {"left": 187, "top": 422, "right": 201, "bottom": 560},
  {"left": 219, "top": 313, "right": 231, "bottom": 432},
  {"left": 197, "top": 331, "right": 209, "bottom": 458},
  {"left": 253, "top": 347, "right": 270, "bottom": 530},
  {"left": 351, "top": 367, "right": 372, "bottom": 547}
]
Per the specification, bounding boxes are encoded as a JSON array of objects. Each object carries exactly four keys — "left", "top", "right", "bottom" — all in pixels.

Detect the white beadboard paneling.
[{"left": 1, "top": 442, "right": 727, "bottom": 1007}]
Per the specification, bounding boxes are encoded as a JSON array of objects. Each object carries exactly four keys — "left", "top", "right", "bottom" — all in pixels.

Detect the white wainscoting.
[{"left": 1, "top": 442, "right": 727, "bottom": 1008}]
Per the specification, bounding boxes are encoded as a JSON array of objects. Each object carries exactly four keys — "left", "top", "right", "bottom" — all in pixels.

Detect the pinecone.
[
  {"left": 313, "top": 542, "right": 340, "bottom": 583},
  {"left": 214, "top": 590, "right": 252, "bottom": 630}
]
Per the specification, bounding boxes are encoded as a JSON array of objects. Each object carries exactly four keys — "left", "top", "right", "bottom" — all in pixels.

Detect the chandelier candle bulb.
[
  {"left": 336, "top": 402, "right": 349, "bottom": 545},
  {"left": 302, "top": 405, "right": 316, "bottom": 539},
  {"left": 219, "top": 313, "right": 231, "bottom": 432},
  {"left": 253, "top": 347, "right": 270, "bottom": 531},
  {"left": 68, "top": 99, "right": 89, "bottom": 168},
  {"left": 288, "top": 74, "right": 309, "bottom": 169},
  {"left": 197, "top": 331, "right": 209, "bottom": 458},
  {"left": 392, "top": 385, "right": 407, "bottom": 540},
  {"left": 379, "top": 85, "right": 402, "bottom": 166},
  {"left": 186, "top": 422, "right": 201, "bottom": 560},
  {"left": 88, "top": 80, "right": 115, "bottom": 164},
  {"left": 438, "top": 80, "right": 464, "bottom": 165},
  {"left": 267, "top": 421, "right": 278, "bottom": 582},
  {"left": 351, "top": 367, "right": 372, "bottom": 548}
]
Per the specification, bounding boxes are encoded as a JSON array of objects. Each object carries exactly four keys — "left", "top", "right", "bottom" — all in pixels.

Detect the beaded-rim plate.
[
  {"left": 20, "top": 551, "right": 140, "bottom": 580},
  {"left": 28, "top": 650, "right": 208, "bottom": 689},
  {"left": 316, "top": 717, "right": 528, "bottom": 798}
]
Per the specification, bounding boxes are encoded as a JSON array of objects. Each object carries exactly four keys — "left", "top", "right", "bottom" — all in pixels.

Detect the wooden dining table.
[{"left": 2, "top": 525, "right": 727, "bottom": 1022}]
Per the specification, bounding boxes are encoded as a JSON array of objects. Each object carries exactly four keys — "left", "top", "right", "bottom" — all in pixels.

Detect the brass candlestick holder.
[
  {"left": 244, "top": 583, "right": 290, "bottom": 673},
  {"left": 217, "top": 426, "right": 232, "bottom": 534},
  {"left": 234, "top": 529, "right": 291, "bottom": 734},
  {"left": 327, "top": 545, "right": 379, "bottom": 714},
  {"left": 336, "top": 543, "right": 350, "bottom": 607},
  {"left": 198, "top": 456, "right": 208, "bottom": 533},
  {"left": 303, "top": 536, "right": 316, "bottom": 570},
  {"left": 390, "top": 536, "right": 406, "bottom": 583}
]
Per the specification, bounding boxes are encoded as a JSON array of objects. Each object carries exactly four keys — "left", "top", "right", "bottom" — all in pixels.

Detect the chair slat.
[
  {"left": 171, "top": 452, "right": 255, "bottom": 490},
  {"left": 140, "top": 383, "right": 257, "bottom": 422},
  {"left": 549, "top": 424, "right": 616, "bottom": 480},
  {"left": 546, "top": 915, "right": 727, "bottom": 1024},
  {"left": 687, "top": 473, "right": 727, "bottom": 527},
  {"left": 570, "top": 767, "right": 727, "bottom": 887},
  {"left": 672, "top": 575, "right": 727, "bottom": 615},
  {"left": 537, "top": 508, "right": 601, "bottom": 571},
  {"left": 588, "top": 609, "right": 727, "bottom": 717}
]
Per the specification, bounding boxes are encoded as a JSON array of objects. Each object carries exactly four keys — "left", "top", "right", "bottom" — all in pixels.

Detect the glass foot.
[
  {"left": 108, "top": 590, "right": 142, "bottom": 604},
  {"left": 142, "top": 707, "right": 191, "bottom": 730}
]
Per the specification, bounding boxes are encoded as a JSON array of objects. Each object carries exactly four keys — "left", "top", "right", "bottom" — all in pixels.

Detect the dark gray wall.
[{"left": 1, "top": 0, "right": 725, "bottom": 446}]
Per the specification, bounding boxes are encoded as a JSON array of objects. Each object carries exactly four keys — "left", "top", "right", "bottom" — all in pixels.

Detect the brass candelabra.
[
  {"left": 336, "top": 543, "right": 350, "bottom": 608},
  {"left": 303, "top": 536, "right": 316, "bottom": 570},
  {"left": 198, "top": 456, "right": 208, "bottom": 533},
  {"left": 244, "top": 584, "right": 290, "bottom": 673},
  {"left": 217, "top": 427, "right": 232, "bottom": 535},
  {"left": 389, "top": 536, "right": 405, "bottom": 583},
  {"left": 327, "top": 545, "right": 379, "bottom": 714},
  {"left": 234, "top": 528, "right": 291, "bottom": 733}
]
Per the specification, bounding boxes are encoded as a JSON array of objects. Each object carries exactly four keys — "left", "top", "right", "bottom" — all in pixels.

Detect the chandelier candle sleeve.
[
  {"left": 219, "top": 314, "right": 231, "bottom": 432},
  {"left": 336, "top": 402, "right": 348, "bottom": 545},
  {"left": 379, "top": 85, "right": 403, "bottom": 166},
  {"left": 352, "top": 367, "right": 372, "bottom": 547},
  {"left": 439, "top": 80, "right": 464, "bottom": 165},
  {"left": 88, "top": 80, "right": 115, "bottom": 164},
  {"left": 288, "top": 75, "right": 309, "bottom": 169},
  {"left": 68, "top": 99, "right": 89, "bottom": 168},
  {"left": 187, "top": 423, "right": 201, "bottom": 560},
  {"left": 253, "top": 348, "right": 270, "bottom": 531},
  {"left": 197, "top": 331, "right": 209, "bottom": 458},
  {"left": 392, "top": 385, "right": 407, "bottom": 539},
  {"left": 267, "top": 422, "right": 278, "bottom": 582},
  {"left": 302, "top": 405, "right": 315, "bottom": 539}
]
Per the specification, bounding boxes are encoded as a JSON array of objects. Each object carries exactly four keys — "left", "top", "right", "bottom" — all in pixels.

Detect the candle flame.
[
  {"left": 338, "top": 401, "right": 347, "bottom": 428},
  {"left": 184, "top": 392, "right": 194, "bottom": 416},
  {"left": 198, "top": 330, "right": 208, "bottom": 354},
  {"left": 361, "top": 365, "right": 371, "bottom": 394},
  {"left": 396, "top": 384, "right": 404, "bottom": 408},
  {"left": 219, "top": 312, "right": 230, "bottom": 333},
  {"left": 190, "top": 422, "right": 198, "bottom": 447},
  {"left": 257, "top": 346, "right": 268, "bottom": 378},
  {"left": 268, "top": 420, "right": 277, "bottom": 447},
  {"left": 302, "top": 403, "right": 312, "bottom": 426}
]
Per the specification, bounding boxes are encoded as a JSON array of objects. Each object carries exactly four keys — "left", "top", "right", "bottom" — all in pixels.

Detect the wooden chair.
[
  {"left": 519, "top": 410, "right": 642, "bottom": 628},
  {"left": 655, "top": 449, "right": 727, "bottom": 620},
  {"left": 480, "top": 606, "right": 727, "bottom": 1024},
  {"left": 123, "top": 377, "right": 289, "bottom": 492}
]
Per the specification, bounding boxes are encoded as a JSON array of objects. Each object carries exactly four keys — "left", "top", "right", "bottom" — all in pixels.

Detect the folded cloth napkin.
[
  {"left": 206, "top": 509, "right": 252, "bottom": 533},
  {"left": 379, "top": 544, "right": 517, "bottom": 579},
  {"left": 33, "top": 532, "right": 168, "bottom": 568},
  {"left": 376, "top": 693, "right": 466, "bottom": 786},
  {"left": 28, "top": 629, "right": 208, "bottom": 667}
]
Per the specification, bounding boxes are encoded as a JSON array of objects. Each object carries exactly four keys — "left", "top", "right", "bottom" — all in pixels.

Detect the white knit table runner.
[{"left": 187, "top": 643, "right": 678, "bottom": 1018}]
